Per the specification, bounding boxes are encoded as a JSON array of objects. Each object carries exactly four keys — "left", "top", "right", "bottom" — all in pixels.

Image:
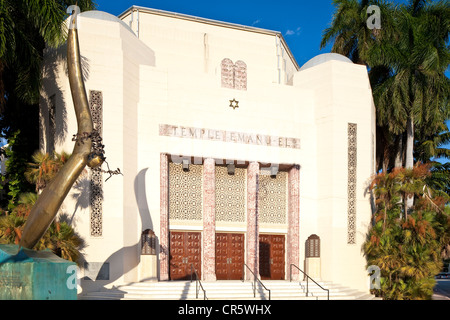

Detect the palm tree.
[
  {"left": 321, "top": 0, "right": 402, "bottom": 173},
  {"left": 415, "top": 122, "right": 450, "bottom": 164},
  {"left": 0, "top": 0, "right": 96, "bottom": 210},
  {"left": 322, "top": 0, "right": 449, "bottom": 214},
  {"left": 322, "top": 1, "right": 449, "bottom": 171},
  {"left": 368, "top": 0, "right": 450, "bottom": 210},
  {"left": 0, "top": 189, "right": 85, "bottom": 265},
  {"left": 24, "top": 150, "right": 70, "bottom": 192},
  {"left": 321, "top": 0, "right": 400, "bottom": 62},
  {"left": 365, "top": 164, "right": 450, "bottom": 299},
  {"left": 37, "top": 220, "right": 86, "bottom": 265},
  {"left": 0, "top": 213, "right": 25, "bottom": 244},
  {"left": 321, "top": 0, "right": 380, "bottom": 64},
  {"left": 0, "top": 1, "right": 97, "bottom": 107}
]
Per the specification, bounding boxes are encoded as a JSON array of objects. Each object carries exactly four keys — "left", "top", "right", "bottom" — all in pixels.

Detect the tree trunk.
[
  {"left": 405, "top": 116, "right": 414, "bottom": 214},
  {"left": 405, "top": 117, "right": 414, "bottom": 169},
  {"left": 394, "top": 135, "right": 403, "bottom": 168}
]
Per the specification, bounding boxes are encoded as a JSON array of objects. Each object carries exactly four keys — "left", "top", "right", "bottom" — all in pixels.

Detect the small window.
[
  {"left": 141, "top": 229, "right": 157, "bottom": 255},
  {"left": 305, "top": 234, "right": 320, "bottom": 258}
]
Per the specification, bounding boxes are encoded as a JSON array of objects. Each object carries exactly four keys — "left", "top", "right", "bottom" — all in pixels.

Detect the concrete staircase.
[{"left": 78, "top": 280, "right": 379, "bottom": 300}]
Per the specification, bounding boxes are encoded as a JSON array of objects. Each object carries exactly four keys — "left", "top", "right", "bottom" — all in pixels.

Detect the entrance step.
[{"left": 78, "top": 280, "right": 379, "bottom": 300}]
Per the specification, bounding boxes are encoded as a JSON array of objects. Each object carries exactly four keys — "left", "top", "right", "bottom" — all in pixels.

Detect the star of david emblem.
[{"left": 229, "top": 98, "right": 239, "bottom": 110}]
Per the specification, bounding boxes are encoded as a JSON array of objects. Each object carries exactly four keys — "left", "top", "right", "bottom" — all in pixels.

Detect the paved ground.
[{"left": 433, "top": 279, "right": 450, "bottom": 300}]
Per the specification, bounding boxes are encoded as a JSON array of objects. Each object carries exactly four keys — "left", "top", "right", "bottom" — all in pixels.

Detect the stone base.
[
  {"left": 304, "top": 257, "right": 321, "bottom": 281},
  {"left": 139, "top": 255, "right": 158, "bottom": 281},
  {"left": 0, "top": 244, "right": 77, "bottom": 300}
]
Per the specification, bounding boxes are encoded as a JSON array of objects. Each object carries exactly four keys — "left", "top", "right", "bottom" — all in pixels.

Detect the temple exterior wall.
[{"left": 39, "top": 8, "right": 376, "bottom": 294}]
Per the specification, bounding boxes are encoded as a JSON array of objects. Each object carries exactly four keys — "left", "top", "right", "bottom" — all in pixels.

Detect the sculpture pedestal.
[{"left": 0, "top": 244, "right": 77, "bottom": 300}]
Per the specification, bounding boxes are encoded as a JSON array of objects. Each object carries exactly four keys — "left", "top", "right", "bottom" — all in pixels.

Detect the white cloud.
[
  {"left": 285, "top": 27, "right": 301, "bottom": 36},
  {"left": 252, "top": 19, "right": 261, "bottom": 26}
]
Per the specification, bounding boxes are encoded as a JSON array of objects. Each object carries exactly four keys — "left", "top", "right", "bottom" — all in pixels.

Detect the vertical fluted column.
[
  {"left": 203, "top": 158, "right": 216, "bottom": 281},
  {"left": 159, "top": 153, "right": 169, "bottom": 281},
  {"left": 288, "top": 165, "right": 300, "bottom": 280},
  {"left": 246, "top": 162, "right": 260, "bottom": 280}
]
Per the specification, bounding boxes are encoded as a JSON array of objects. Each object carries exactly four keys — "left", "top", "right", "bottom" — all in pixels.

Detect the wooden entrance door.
[
  {"left": 215, "top": 233, "right": 245, "bottom": 280},
  {"left": 259, "top": 234, "right": 285, "bottom": 280},
  {"left": 169, "top": 231, "right": 201, "bottom": 280}
]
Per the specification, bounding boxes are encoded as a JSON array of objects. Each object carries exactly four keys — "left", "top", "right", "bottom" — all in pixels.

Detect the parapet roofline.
[{"left": 118, "top": 5, "right": 299, "bottom": 71}]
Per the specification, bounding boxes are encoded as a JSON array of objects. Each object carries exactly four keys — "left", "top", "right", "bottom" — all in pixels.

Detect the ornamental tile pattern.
[
  {"left": 287, "top": 165, "right": 300, "bottom": 280},
  {"left": 169, "top": 162, "right": 203, "bottom": 221},
  {"left": 215, "top": 166, "right": 246, "bottom": 222},
  {"left": 89, "top": 90, "right": 103, "bottom": 237},
  {"left": 347, "top": 123, "right": 357, "bottom": 244},
  {"left": 259, "top": 171, "right": 287, "bottom": 224},
  {"left": 246, "top": 162, "right": 259, "bottom": 280},
  {"left": 203, "top": 158, "right": 216, "bottom": 281},
  {"left": 159, "top": 153, "right": 169, "bottom": 281}
]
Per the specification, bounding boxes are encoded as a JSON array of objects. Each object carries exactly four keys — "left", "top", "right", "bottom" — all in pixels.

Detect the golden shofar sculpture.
[{"left": 19, "top": 7, "right": 98, "bottom": 249}]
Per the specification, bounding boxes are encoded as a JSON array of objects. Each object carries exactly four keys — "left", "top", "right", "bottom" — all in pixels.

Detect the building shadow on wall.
[
  {"left": 40, "top": 45, "right": 91, "bottom": 151},
  {"left": 77, "top": 168, "right": 153, "bottom": 296}
]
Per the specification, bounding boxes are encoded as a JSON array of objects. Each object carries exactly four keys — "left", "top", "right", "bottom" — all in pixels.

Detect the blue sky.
[
  {"left": 94, "top": 0, "right": 448, "bottom": 74},
  {"left": 94, "top": 0, "right": 337, "bottom": 68},
  {"left": 93, "top": 0, "right": 449, "bottom": 162}
]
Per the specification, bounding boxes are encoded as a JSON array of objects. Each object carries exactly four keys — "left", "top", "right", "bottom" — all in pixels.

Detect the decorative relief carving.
[
  {"left": 259, "top": 171, "right": 287, "bottom": 224},
  {"left": 215, "top": 166, "right": 246, "bottom": 222},
  {"left": 221, "top": 58, "right": 247, "bottom": 90},
  {"left": 234, "top": 60, "right": 247, "bottom": 91},
  {"left": 221, "top": 58, "right": 235, "bottom": 89},
  {"left": 347, "top": 123, "right": 357, "bottom": 244},
  {"left": 89, "top": 90, "right": 103, "bottom": 237},
  {"left": 169, "top": 163, "right": 203, "bottom": 221}
]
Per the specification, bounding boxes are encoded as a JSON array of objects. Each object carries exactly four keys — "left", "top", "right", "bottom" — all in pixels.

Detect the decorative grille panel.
[
  {"left": 347, "top": 123, "right": 357, "bottom": 244},
  {"left": 215, "top": 166, "right": 246, "bottom": 222},
  {"left": 169, "top": 163, "right": 203, "bottom": 221},
  {"left": 259, "top": 171, "right": 287, "bottom": 224},
  {"left": 89, "top": 90, "right": 103, "bottom": 237},
  {"left": 305, "top": 235, "right": 320, "bottom": 258}
]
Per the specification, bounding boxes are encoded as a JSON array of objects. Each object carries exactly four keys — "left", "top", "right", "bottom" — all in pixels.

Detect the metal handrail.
[
  {"left": 190, "top": 264, "right": 207, "bottom": 300},
  {"left": 290, "top": 264, "right": 329, "bottom": 300},
  {"left": 242, "top": 263, "right": 271, "bottom": 300}
]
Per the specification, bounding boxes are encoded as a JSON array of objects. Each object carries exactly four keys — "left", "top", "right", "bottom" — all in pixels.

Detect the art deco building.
[{"left": 39, "top": 7, "right": 376, "bottom": 294}]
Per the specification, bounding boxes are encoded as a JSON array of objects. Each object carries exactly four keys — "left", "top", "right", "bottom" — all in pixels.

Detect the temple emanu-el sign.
[{"left": 159, "top": 124, "right": 301, "bottom": 149}]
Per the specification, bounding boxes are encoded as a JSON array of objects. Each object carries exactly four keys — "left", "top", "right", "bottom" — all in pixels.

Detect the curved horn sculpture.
[{"left": 19, "top": 8, "right": 93, "bottom": 249}]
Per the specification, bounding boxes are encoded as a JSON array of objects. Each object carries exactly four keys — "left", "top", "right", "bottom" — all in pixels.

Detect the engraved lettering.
[{"left": 159, "top": 124, "right": 301, "bottom": 149}]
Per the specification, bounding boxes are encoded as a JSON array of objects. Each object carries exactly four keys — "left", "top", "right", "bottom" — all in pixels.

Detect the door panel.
[
  {"left": 259, "top": 234, "right": 285, "bottom": 280},
  {"left": 215, "top": 233, "right": 229, "bottom": 280},
  {"left": 215, "top": 233, "right": 244, "bottom": 280},
  {"left": 271, "top": 235, "right": 285, "bottom": 280},
  {"left": 170, "top": 231, "right": 201, "bottom": 280}
]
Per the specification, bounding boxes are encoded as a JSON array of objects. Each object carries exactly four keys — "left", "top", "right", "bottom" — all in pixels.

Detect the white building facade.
[{"left": 39, "top": 7, "right": 376, "bottom": 294}]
